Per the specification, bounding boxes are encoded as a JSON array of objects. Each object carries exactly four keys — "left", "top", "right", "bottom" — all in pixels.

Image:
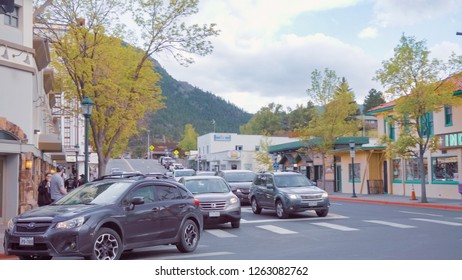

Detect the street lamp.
[
  {"left": 74, "top": 144, "right": 79, "bottom": 178},
  {"left": 349, "top": 140, "right": 357, "bottom": 198},
  {"left": 81, "top": 96, "right": 94, "bottom": 183}
]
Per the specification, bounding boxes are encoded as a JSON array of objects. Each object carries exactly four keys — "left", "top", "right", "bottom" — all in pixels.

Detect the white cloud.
[
  {"left": 373, "top": 0, "right": 462, "bottom": 27},
  {"left": 358, "top": 27, "right": 378, "bottom": 39},
  {"left": 430, "top": 41, "right": 462, "bottom": 61}
]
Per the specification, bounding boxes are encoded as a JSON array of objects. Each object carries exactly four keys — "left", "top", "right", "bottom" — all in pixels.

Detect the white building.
[{"left": 197, "top": 133, "right": 295, "bottom": 172}]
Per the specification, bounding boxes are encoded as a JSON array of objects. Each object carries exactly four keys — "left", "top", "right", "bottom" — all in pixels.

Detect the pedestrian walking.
[
  {"left": 50, "top": 165, "right": 67, "bottom": 202},
  {"left": 37, "top": 172, "right": 52, "bottom": 206}
]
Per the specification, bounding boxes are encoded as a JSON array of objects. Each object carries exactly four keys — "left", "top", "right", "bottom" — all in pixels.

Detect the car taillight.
[{"left": 194, "top": 198, "right": 200, "bottom": 207}]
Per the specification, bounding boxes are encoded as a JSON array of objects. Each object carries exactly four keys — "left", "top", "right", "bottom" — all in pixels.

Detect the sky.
[{"left": 153, "top": 0, "right": 462, "bottom": 114}]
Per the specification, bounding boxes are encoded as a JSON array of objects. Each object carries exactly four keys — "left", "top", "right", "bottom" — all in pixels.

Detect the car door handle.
[{"left": 151, "top": 207, "right": 160, "bottom": 212}]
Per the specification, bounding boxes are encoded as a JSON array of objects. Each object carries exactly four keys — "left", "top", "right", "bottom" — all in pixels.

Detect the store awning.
[{"left": 38, "top": 133, "right": 62, "bottom": 152}]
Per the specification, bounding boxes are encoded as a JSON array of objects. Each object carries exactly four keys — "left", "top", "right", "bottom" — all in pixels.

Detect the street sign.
[
  {"left": 173, "top": 150, "right": 179, "bottom": 155},
  {"left": 350, "top": 150, "right": 355, "bottom": 158},
  {"left": 150, "top": 145, "right": 154, "bottom": 151}
]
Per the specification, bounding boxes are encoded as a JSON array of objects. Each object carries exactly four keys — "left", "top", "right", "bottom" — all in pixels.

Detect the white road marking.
[
  {"left": 241, "top": 213, "right": 348, "bottom": 224},
  {"left": 256, "top": 225, "right": 297, "bottom": 234},
  {"left": 312, "top": 222, "right": 359, "bottom": 231},
  {"left": 399, "top": 211, "right": 442, "bottom": 217},
  {"left": 364, "top": 220, "right": 416, "bottom": 228},
  {"left": 205, "top": 229, "right": 238, "bottom": 238},
  {"left": 152, "top": 252, "right": 234, "bottom": 260},
  {"left": 411, "top": 218, "right": 462, "bottom": 226}
]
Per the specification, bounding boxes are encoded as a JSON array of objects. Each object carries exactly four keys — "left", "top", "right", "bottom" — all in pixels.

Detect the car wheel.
[
  {"left": 176, "top": 219, "right": 199, "bottom": 253},
  {"left": 276, "top": 200, "right": 288, "bottom": 219},
  {"left": 231, "top": 220, "right": 241, "bottom": 228},
  {"left": 251, "top": 197, "right": 262, "bottom": 214},
  {"left": 91, "top": 228, "right": 122, "bottom": 260},
  {"left": 316, "top": 208, "right": 329, "bottom": 217},
  {"left": 18, "top": 255, "right": 52, "bottom": 260}
]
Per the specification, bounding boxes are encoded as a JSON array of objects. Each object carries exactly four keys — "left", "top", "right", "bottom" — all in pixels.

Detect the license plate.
[
  {"left": 308, "top": 201, "right": 318, "bottom": 206},
  {"left": 19, "top": 237, "right": 34, "bottom": 246},
  {"left": 209, "top": 211, "right": 220, "bottom": 217}
]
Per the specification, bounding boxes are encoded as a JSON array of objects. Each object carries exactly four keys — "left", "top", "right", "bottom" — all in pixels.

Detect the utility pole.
[{"left": 147, "top": 130, "right": 150, "bottom": 159}]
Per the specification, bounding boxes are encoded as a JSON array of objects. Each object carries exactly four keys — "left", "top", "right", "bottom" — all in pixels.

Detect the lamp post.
[
  {"left": 74, "top": 144, "right": 79, "bottom": 178},
  {"left": 349, "top": 140, "right": 357, "bottom": 198},
  {"left": 81, "top": 96, "right": 94, "bottom": 183},
  {"left": 147, "top": 130, "right": 150, "bottom": 159}
]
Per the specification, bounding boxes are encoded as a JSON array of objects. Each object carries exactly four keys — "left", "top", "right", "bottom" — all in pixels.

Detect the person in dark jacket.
[{"left": 38, "top": 172, "right": 52, "bottom": 206}]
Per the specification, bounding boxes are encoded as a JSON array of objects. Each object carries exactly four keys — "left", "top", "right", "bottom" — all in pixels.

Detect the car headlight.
[
  {"left": 7, "top": 219, "right": 15, "bottom": 232},
  {"left": 287, "top": 194, "right": 300, "bottom": 199},
  {"left": 322, "top": 192, "right": 329, "bottom": 198},
  {"left": 230, "top": 197, "right": 239, "bottom": 204},
  {"left": 56, "top": 216, "right": 85, "bottom": 229}
]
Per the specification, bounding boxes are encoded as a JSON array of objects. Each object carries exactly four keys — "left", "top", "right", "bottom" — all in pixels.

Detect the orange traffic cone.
[{"left": 411, "top": 188, "right": 417, "bottom": 200}]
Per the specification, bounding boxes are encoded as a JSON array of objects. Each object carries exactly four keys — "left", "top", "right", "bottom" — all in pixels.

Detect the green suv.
[{"left": 249, "top": 172, "right": 330, "bottom": 219}]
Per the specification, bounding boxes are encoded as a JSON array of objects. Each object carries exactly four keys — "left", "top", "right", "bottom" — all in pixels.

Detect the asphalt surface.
[{"left": 1, "top": 192, "right": 461, "bottom": 260}]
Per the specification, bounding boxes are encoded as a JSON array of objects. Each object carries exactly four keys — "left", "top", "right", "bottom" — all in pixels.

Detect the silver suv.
[{"left": 249, "top": 172, "right": 330, "bottom": 219}]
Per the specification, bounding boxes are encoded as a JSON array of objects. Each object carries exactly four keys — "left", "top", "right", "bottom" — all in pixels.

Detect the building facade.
[{"left": 197, "top": 133, "right": 294, "bottom": 172}]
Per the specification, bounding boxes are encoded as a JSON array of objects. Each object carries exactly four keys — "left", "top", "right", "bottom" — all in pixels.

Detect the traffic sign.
[
  {"left": 150, "top": 145, "right": 154, "bottom": 151},
  {"left": 173, "top": 150, "right": 179, "bottom": 155}
]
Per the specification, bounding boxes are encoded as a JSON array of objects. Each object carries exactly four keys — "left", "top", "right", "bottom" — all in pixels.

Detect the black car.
[
  {"left": 249, "top": 172, "right": 330, "bottom": 219},
  {"left": 3, "top": 173, "right": 203, "bottom": 260},
  {"left": 216, "top": 169, "right": 256, "bottom": 204}
]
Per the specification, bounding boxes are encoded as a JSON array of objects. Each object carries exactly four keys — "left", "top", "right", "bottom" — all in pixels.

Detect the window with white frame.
[
  {"left": 405, "top": 158, "right": 428, "bottom": 182},
  {"left": 432, "top": 156, "right": 458, "bottom": 182},
  {"left": 3, "top": 6, "right": 19, "bottom": 27}
]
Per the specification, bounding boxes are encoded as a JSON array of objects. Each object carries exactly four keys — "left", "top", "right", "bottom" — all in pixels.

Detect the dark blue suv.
[{"left": 3, "top": 173, "right": 203, "bottom": 260}]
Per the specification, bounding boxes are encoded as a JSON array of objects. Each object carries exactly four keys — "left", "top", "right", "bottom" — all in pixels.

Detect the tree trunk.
[{"left": 419, "top": 146, "right": 428, "bottom": 203}]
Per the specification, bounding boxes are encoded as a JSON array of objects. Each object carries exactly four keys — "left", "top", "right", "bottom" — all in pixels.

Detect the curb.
[
  {"left": 0, "top": 254, "right": 18, "bottom": 260},
  {"left": 330, "top": 197, "right": 462, "bottom": 211}
]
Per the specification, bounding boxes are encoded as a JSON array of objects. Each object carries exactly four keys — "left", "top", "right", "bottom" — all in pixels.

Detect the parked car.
[
  {"left": 216, "top": 169, "right": 256, "bottom": 204},
  {"left": 172, "top": 168, "right": 196, "bottom": 181},
  {"left": 3, "top": 174, "right": 203, "bottom": 260},
  {"left": 196, "top": 171, "right": 216, "bottom": 176},
  {"left": 179, "top": 176, "right": 241, "bottom": 228},
  {"left": 249, "top": 171, "right": 330, "bottom": 219},
  {"left": 169, "top": 163, "right": 184, "bottom": 171}
]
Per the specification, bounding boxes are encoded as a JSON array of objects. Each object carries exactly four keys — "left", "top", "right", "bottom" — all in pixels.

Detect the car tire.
[
  {"left": 176, "top": 219, "right": 199, "bottom": 253},
  {"left": 231, "top": 220, "right": 241, "bottom": 228},
  {"left": 251, "top": 197, "right": 262, "bottom": 214},
  {"left": 316, "top": 208, "right": 329, "bottom": 217},
  {"left": 91, "top": 228, "right": 123, "bottom": 260},
  {"left": 276, "top": 200, "right": 289, "bottom": 219}
]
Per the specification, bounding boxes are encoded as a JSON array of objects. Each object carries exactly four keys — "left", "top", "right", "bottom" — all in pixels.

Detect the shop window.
[
  {"left": 405, "top": 158, "right": 428, "bottom": 182},
  {"left": 392, "top": 159, "right": 402, "bottom": 182},
  {"left": 432, "top": 156, "right": 458, "bottom": 183},
  {"left": 348, "top": 163, "right": 360, "bottom": 182}
]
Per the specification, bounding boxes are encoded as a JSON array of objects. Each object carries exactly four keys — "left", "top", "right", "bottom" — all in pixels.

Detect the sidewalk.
[{"left": 1, "top": 192, "right": 462, "bottom": 259}]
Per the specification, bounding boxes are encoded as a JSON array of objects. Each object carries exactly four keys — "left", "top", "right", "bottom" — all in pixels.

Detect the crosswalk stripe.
[
  {"left": 411, "top": 218, "right": 462, "bottom": 226},
  {"left": 399, "top": 211, "right": 442, "bottom": 217},
  {"left": 205, "top": 229, "right": 238, "bottom": 238},
  {"left": 312, "top": 222, "right": 359, "bottom": 231},
  {"left": 257, "top": 225, "right": 297, "bottom": 234},
  {"left": 241, "top": 213, "right": 348, "bottom": 224},
  {"left": 364, "top": 220, "right": 416, "bottom": 228}
]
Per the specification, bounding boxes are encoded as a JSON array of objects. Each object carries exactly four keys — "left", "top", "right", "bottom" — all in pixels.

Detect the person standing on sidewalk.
[
  {"left": 50, "top": 165, "right": 67, "bottom": 202},
  {"left": 37, "top": 172, "right": 52, "bottom": 206}
]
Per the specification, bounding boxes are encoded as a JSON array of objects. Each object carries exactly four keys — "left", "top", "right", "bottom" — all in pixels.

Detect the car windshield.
[
  {"left": 184, "top": 179, "right": 230, "bottom": 194},
  {"left": 224, "top": 172, "right": 255, "bottom": 182},
  {"left": 274, "top": 174, "right": 315, "bottom": 188},
  {"left": 175, "top": 170, "right": 196, "bottom": 177},
  {"left": 54, "top": 181, "right": 133, "bottom": 205}
]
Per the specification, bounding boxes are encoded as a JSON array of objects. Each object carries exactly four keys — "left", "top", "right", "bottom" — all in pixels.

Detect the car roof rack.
[{"left": 94, "top": 172, "right": 145, "bottom": 181}]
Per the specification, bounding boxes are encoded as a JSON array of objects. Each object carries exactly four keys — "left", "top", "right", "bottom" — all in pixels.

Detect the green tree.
[
  {"left": 374, "top": 34, "right": 462, "bottom": 203},
  {"left": 178, "top": 124, "right": 198, "bottom": 152},
  {"left": 306, "top": 68, "right": 340, "bottom": 106},
  {"left": 35, "top": 0, "right": 219, "bottom": 175},
  {"left": 254, "top": 137, "right": 273, "bottom": 172},
  {"left": 240, "top": 103, "right": 284, "bottom": 135},
  {"left": 363, "top": 89, "right": 386, "bottom": 113},
  {"left": 301, "top": 70, "right": 358, "bottom": 189}
]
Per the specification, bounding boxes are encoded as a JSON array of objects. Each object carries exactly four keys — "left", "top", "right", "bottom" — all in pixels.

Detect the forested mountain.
[{"left": 145, "top": 61, "right": 253, "bottom": 141}]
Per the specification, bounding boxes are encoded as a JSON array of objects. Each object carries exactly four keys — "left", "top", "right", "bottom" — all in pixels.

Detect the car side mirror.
[{"left": 125, "top": 197, "right": 145, "bottom": 211}]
